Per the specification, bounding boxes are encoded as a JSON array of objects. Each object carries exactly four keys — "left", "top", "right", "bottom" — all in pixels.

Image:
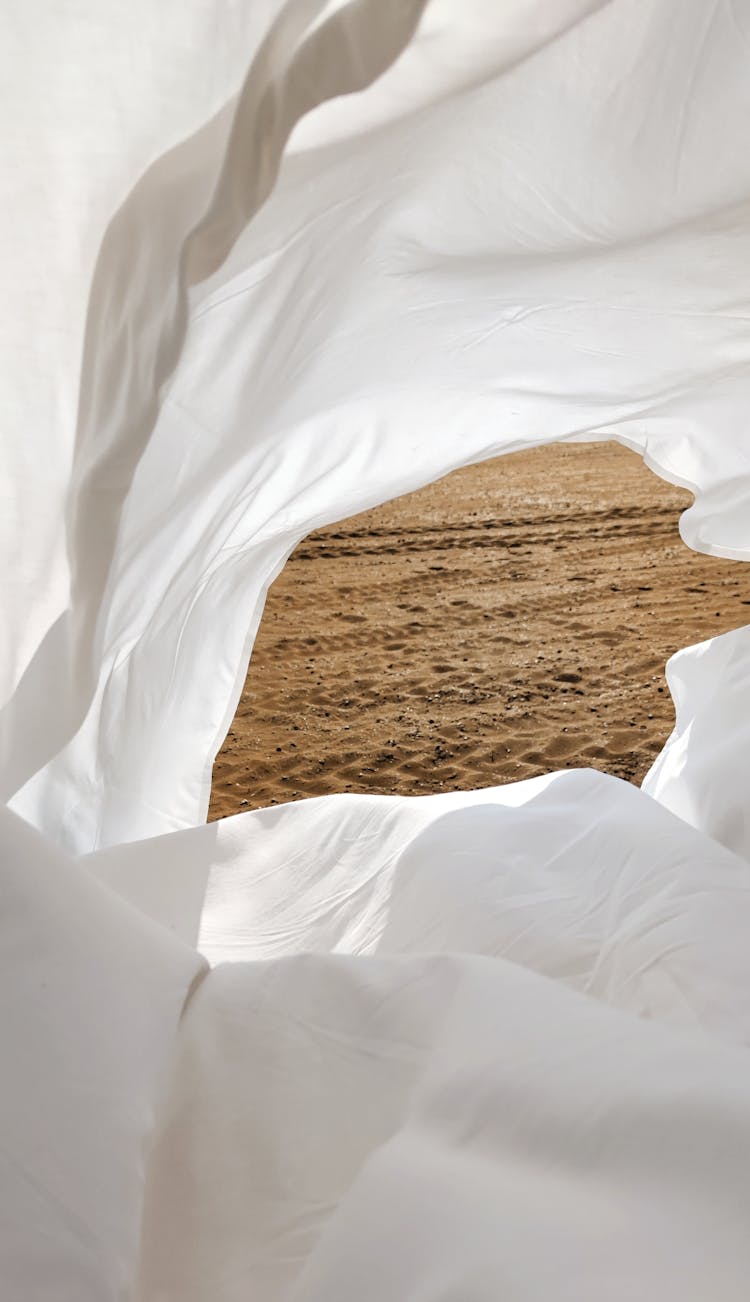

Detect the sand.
[{"left": 209, "top": 442, "right": 749, "bottom": 819}]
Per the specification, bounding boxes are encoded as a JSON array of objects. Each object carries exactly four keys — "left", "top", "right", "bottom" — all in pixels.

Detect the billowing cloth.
[
  {"left": 138, "top": 951, "right": 750, "bottom": 1302},
  {"left": 6, "top": 0, "right": 750, "bottom": 851},
  {"left": 0, "top": 807, "right": 204, "bottom": 1299},
  {"left": 2, "top": 1, "right": 750, "bottom": 1299},
  {"left": 643, "top": 622, "right": 750, "bottom": 863}
]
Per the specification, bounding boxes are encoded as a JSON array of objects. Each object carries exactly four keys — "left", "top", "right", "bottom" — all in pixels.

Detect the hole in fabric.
[{"left": 209, "top": 442, "right": 747, "bottom": 819}]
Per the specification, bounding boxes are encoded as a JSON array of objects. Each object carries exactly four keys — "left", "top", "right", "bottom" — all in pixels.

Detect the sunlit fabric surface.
[{"left": 2, "top": 1, "right": 750, "bottom": 1298}]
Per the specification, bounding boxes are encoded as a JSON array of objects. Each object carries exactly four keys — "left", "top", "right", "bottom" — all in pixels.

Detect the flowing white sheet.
[
  {"left": 137, "top": 952, "right": 750, "bottom": 1302},
  {"left": 3, "top": 1, "right": 750, "bottom": 1299},
  {"left": 6, "top": 0, "right": 750, "bottom": 851},
  {"left": 0, "top": 807, "right": 203, "bottom": 1299},
  {"left": 643, "top": 622, "right": 750, "bottom": 863}
]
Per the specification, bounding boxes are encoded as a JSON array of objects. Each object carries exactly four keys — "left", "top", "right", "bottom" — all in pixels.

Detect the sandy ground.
[{"left": 210, "top": 442, "right": 749, "bottom": 819}]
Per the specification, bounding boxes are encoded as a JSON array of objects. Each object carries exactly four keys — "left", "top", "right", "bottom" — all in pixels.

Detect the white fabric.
[
  {"left": 137, "top": 955, "right": 750, "bottom": 1302},
  {"left": 643, "top": 622, "right": 750, "bottom": 864},
  {"left": 6, "top": 0, "right": 750, "bottom": 851},
  {"left": 0, "top": 807, "right": 203, "bottom": 1299},
  {"left": 91, "top": 767, "right": 750, "bottom": 1039},
  {"left": 3, "top": 0, "right": 750, "bottom": 1299}
]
